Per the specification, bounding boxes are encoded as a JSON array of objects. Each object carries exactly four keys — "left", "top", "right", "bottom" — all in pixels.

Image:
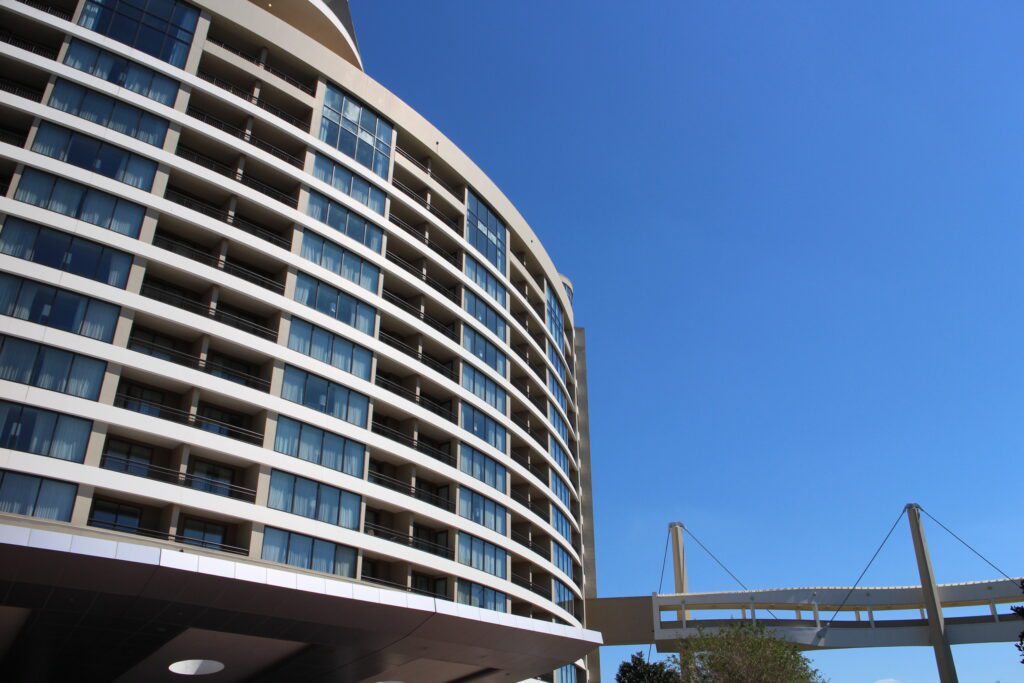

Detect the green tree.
[
  {"left": 615, "top": 651, "right": 679, "bottom": 683},
  {"left": 1013, "top": 579, "right": 1023, "bottom": 665},
  {"left": 672, "top": 623, "right": 826, "bottom": 683}
]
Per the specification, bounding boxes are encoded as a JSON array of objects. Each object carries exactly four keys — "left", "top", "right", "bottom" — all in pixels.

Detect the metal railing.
[
  {"left": 374, "top": 374, "right": 456, "bottom": 423},
  {"left": 0, "top": 76, "right": 43, "bottom": 103},
  {"left": 152, "top": 232, "right": 284, "bottom": 294},
  {"left": 378, "top": 331, "right": 456, "bottom": 380},
  {"left": 114, "top": 392, "right": 265, "bottom": 445},
  {"left": 388, "top": 213, "right": 461, "bottom": 267},
  {"left": 127, "top": 336, "right": 271, "bottom": 392},
  {"left": 394, "top": 146, "right": 462, "bottom": 198},
  {"left": 382, "top": 290, "right": 457, "bottom": 340},
  {"left": 140, "top": 282, "right": 278, "bottom": 341},
  {"left": 364, "top": 521, "right": 454, "bottom": 560},
  {"left": 385, "top": 250, "right": 459, "bottom": 303},
  {"left": 0, "top": 28, "right": 58, "bottom": 59},
  {"left": 0, "top": 128, "right": 27, "bottom": 148},
  {"left": 186, "top": 107, "right": 304, "bottom": 168},
  {"left": 86, "top": 518, "right": 248, "bottom": 555},
  {"left": 176, "top": 145, "right": 298, "bottom": 208},
  {"left": 14, "top": 0, "right": 72, "bottom": 20},
  {"left": 100, "top": 453, "right": 257, "bottom": 502},
  {"left": 205, "top": 37, "right": 315, "bottom": 95},
  {"left": 511, "top": 529, "right": 551, "bottom": 561},
  {"left": 391, "top": 177, "right": 462, "bottom": 234},
  {"left": 368, "top": 470, "right": 456, "bottom": 512},
  {"left": 163, "top": 189, "right": 292, "bottom": 250},
  {"left": 197, "top": 71, "right": 308, "bottom": 131},
  {"left": 370, "top": 420, "right": 455, "bottom": 467},
  {"left": 512, "top": 572, "right": 552, "bottom": 600}
]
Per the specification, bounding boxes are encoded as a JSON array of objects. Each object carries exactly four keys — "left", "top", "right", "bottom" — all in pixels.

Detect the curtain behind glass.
[
  {"left": 0, "top": 472, "right": 40, "bottom": 515},
  {"left": 261, "top": 527, "right": 288, "bottom": 564},
  {"left": 33, "top": 480, "right": 76, "bottom": 521},
  {"left": 50, "top": 415, "right": 91, "bottom": 462}
]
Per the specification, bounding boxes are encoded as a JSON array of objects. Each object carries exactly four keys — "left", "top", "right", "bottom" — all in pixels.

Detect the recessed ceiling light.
[{"left": 169, "top": 660, "right": 225, "bottom": 676}]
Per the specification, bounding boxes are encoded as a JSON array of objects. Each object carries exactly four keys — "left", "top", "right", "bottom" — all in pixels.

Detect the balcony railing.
[
  {"left": 176, "top": 145, "right": 298, "bottom": 208},
  {"left": 140, "top": 282, "right": 278, "bottom": 341},
  {"left": 382, "top": 290, "right": 456, "bottom": 340},
  {"left": 127, "top": 336, "right": 271, "bottom": 392},
  {"left": 86, "top": 519, "right": 248, "bottom": 555},
  {"left": 370, "top": 420, "right": 455, "bottom": 467},
  {"left": 388, "top": 214, "right": 460, "bottom": 267},
  {"left": 368, "top": 470, "right": 456, "bottom": 513},
  {"left": 186, "top": 107, "right": 304, "bottom": 168},
  {"left": 385, "top": 250, "right": 459, "bottom": 304},
  {"left": 164, "top": 189, "right": 292, "bottom": 250},
  {"left": 391, "top": 177, "right": 462, "bottom": 235},
  {"left": 512, "top": 572, "right": 552, "bottom": 600},
  {"left": 360, "top": 574, "right": 452, "bottom": 601},
  {"left": 394, "top": 146, "right": 462, "bottom": 198},
  {"left": 374, "top": 374, "right": 456, "bottom": 423},
  {"left": 379, "top": 331, "right": 456, "bottom": 380},
  {"left": 114, "top": 393, "right": 265, "bottom": 445},
  {"left": 511, "top": 529, "right": 551, "bottom": 561},
  {"left": 0, "top": 76, "right": 43, "bottom": 103},
  {"left": 0, "top": 28, "right": 58, "bottom": 59},
  {"left": 14, "top": 0, "right": 72, "bottom": 21},
  {"left": 153, "top": 232, "right": 285, "bottom": 294},
  {"left": 100, "top": 453, "right": 257, "bottom": 502},
  {"left": 364, "top": 521, "right": 454, "bottom": 560},
  {"left": 197, "top": 71, "right": 307, "bottom": 131},
  {"left": 205, "top": 37, "right": 315, "bottom": 95},
  {"left": 0, "top": 128, "right": 27, "bottom": 148}
]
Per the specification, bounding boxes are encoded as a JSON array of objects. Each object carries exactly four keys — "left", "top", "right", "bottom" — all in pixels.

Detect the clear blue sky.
[{"left": 351, "top": 2, "right": 1024, "bottom": 680}]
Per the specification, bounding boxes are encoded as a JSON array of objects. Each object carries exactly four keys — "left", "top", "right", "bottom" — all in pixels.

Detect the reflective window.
[
  {"left": 0, "top": 273, "right": 120, "bottom": 342},
  {"left": 49, "top": 79, "right": 168, "bottom": 147},
  {"left": 63, "top": 38, "right": 179, "bottom": 105},
  {"left": 268, "top": 469, "right": 360, "bottom": 529},
  {"left": 460, "top": 402, "right": 506, "bottom": 453},
  {"left": 548, "top": 372, "right": 567, "bottom": 412},
  {"left": 273, "top": 415, "right": 365, "bottom": 478},
  {"left": 0, "top": 218, "right": 132, "bottom": 288},
  {"left": 548, "top": 343, "right": 566, "bottom": 383},
  {"left": 463, "top": 326, "right": 506, "bottom": 377},
  {"left": 0, "top": 399, "right": 92, "bottom": 463},
  {"left": 554, "top": 665, "right": 577, "bottom": 683},
  {"left": 554, "top": 578, "right": 575, "bottom": 613},
  {"left": 300, "top": 231, "right": 379, "bottom": 293},
  {"left": 456, "top": 579, "right": 506, "bottom": 613},
  {"left": 546, "top": 282, "right": 566, "bottom": 354},
  {"left": 459, "top": 443, "right": 507, "bottom": 494},
  {"left": 549, "top": 436, "right": 570, "bottom": 477},
  {"left": 551, "top": 507, "right": 571, "bottom": 542},
  {"left": 287, "top": 317, "right": 372, "bottom": 381},
  {"left": 89, "top": 499, "right": 140, "bottom": 533},
  {"left": 457, "top": 531, "right": 507, "bottom": 579},
  {"left": 181, "top": 518, "right": 227, "bottom": 550},
  {"left": 550, "top": 471, "right": 571, "bottom": 508},
  {"left": 461, "top": 363, "right": 506, "bottom": 414},
  {"left": 33, "top": 122, "right": 157, "bottom": 191},
  {"left": 464, "top": 255, "right": 506, "bottom": 308},
  {"left": 281, "top": 365, "right": 369, "bottom": 428},
  {"left": 552, "top": 541, "right": 574, "bottom": 578},
  {"left": 101, "top": 438, "right": 153, "bottom": 476},
  {"left": 189, "top": 460, "right": 234, "bottom": 497},
  {"left": 293, "top": 272, "right": 376, "bottom": 336},
  {"left": 458, "top": 486, "right": 506, "bottom": 535},
  {"left": 467, "top": 191, "right": 507, "bottom": 274},
  {"left": 306, "top": 190, "right": 383, "bottom": 252},
  {"left": 0, "top": 335, "right": 106, "bottom": 400},
  {"left": 0, "top": 470, "right": 76, "bottom": 522},
  {"left": 311, "top": 154, "right": 386, "bottom": 215},
  {"left": 15, "top": 169, "right": 145, "bottom": 238},
  {"left": 464, "top": 289, "right": 506, "bottom": 341},
  {"left": 549, "top": 404, "right": 570, "bottom": 444},
  {"left": 78, "top": 0, "right": 200, "bottom": 69},
  {"left": 320, "top": 83, "right": 392, "bottom": 178},
  {"left": 261, "top": 526, "right": 357, "bottom": 578}
]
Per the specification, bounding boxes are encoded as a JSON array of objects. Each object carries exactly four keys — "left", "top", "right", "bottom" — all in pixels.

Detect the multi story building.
[{"left": 0, "top": 0, "right": 600, "bottom": 680}]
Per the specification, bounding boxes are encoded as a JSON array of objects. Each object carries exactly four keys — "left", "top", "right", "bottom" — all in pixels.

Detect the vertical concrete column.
[
  {"left": 906, "top": 503, "right": 959, "bottom": 683},
  {"left": 69, "top": 485, "right": 95, "bottom": 527}
]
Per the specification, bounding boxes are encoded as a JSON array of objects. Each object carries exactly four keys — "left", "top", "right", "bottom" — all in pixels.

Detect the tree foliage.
[
  {"left": 1013, "top": 579, "right": 1024, "bottom": 665},
  {"left": 672, "top": 623, "right": 826, "bottom": 683},
  {"left": 614, "top": 651, "right": 679, "bottom": 683}
]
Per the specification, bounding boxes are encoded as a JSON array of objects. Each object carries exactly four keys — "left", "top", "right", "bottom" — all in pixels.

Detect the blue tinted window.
[
  {"left": 293, "top": 272, "right": 376, "bottom": 336},
  {"left": 287, "top": 317, "right": 372, "bottom": 381},
  {"left": 550, "top": 472, "right": 571, "bottom": 508},
  {"left": 459, "top": 486, "right": 506, "bottom": 534},
  {"left": 548, "top": 343, "right": 566, "bottom": 383},
  {"left": 551, "top": 507, "right": 571, "bottom": 542},
  {"left": 311, "top": 154, "right": 386, "bottom": 215},
  {"left": 546, "top": 282, "right": 566, "bottom": 354},
  {"left": 0, "top": 218, "right": 132, "bottom": 288},
  {"left": 49, "top": 79, "right": 168, "bottom": 147},
  {"left": 305, "top": 191, "right": 383, "bottom": 252},
  {"left": 281, "top": 365, "right": 369, "bottom": 428},
  {"left": 0, "top": 336, "right": 105, "bottom": 400},
  {"left": 459, "top": 443, "right": 507, "bottom": 494},
  {"left": 33, "top": 122, "right": 157, "bottom": 190},
  {"left": 548, "top": 372, "right": 567, "bottom": 412},
  {"left": 463, "top": 326, "right": 506, "bottom": 376},
  {"left": 554, "top": 578, "right": 575, "bottom": 613},
  {"left": 63, "top": 39, "right": 179, "bottom": 105},
  {"left": 0, "top": 470, "right": 76, "bottom": 521},
  {"left": 549, "top": 436, "right": 570, "bottom": 476},
  {"left": 300, "top": 231, "right": 379, "bottom": 293},
  {"left": 461, "top": 402, "right": 506, "bottom": 453},
  {"left": 461, "top": 363, "right": 506, "bottom": 414},
  {"left": 456, "top": 579, "right": 507, "bottom": 613},
  {"left": 320, "top": 83, "right": 392, "bottom": 179},
  {"left": 15, "top": 169, "right": 145, "bottom": 237},
  {"left": 78, "top": 0, "right": 199, "bottom": 68},
  {"left": 457, "top": 532, "right": 507, "bottom": 579},
  {"left": 464, "top": 255, "right": 506, "bottom": 308},
  {"left": 464, "top": 289, "right": 506, "bottom": 340},
  {"left": 467, "top": 191, "right": 507, "bottom": 274},
  {"left": 552, "top": 541, "right": 574, "bottom": 578},
  {"left": 549, "top": 404, "right": 570, "bottom": 444},
  {"left": 268, "top": 470, "right": 360, "bottom": 529},
  {"left": 0, "top": 272, "right": 120, "bottom": 342},
  {"left": 0, "top": 399, "right": 92, "bottom": 463},
  {"left": 273, "top": 415, "right": 365, "bottom": 477},
  {"left": 261, "top": 526, "right": 356, "bottom": 578}
]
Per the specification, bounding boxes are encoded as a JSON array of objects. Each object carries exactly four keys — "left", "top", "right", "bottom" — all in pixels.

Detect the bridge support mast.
[{"left": 906, "top": 503, "right": 958, "bottom": 683}]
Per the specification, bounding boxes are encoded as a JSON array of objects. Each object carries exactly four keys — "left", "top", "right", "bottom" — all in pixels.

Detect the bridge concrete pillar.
[
  {"left": 670, "top": 522, "right": 689, "bottom": 620},
  {"left": 907, "top": 503, "right": 958, "bottom": 683}
]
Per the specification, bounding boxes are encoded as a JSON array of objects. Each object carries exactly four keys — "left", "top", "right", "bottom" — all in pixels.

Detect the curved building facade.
[{"left": 0, "top": 0, "right": 599, "bottom": 680}]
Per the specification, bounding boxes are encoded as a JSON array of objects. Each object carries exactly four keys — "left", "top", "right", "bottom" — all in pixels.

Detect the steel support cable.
[
  {"left": 683, "top": 526, "right": 779, "bottom": 619},
  {"left": 825, "top": 507, "right": 906, "bottom": 627},
  {"left": 918, "top": 506, "right": 1019, "bottom": 587},
  {"left": 647, "top": 528, "right": 671, "bottom": 663}
]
